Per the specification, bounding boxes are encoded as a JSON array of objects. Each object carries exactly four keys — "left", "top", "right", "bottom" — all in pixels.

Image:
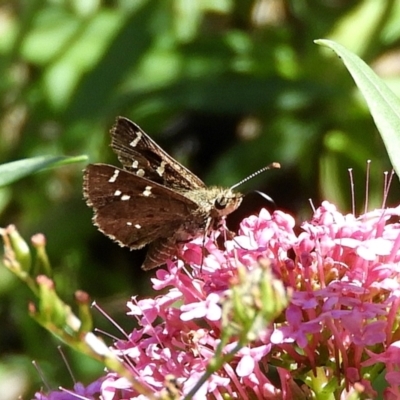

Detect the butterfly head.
[
  {"left": 211, "top": 162, "right": 281, "bottom": 218},
  {"left": 212, "top": 189, "right": 243, "bottom": 217}
]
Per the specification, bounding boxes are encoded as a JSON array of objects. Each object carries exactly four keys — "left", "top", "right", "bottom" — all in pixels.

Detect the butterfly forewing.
[
  {"left": 111, "top": 117, "right": 205, "bottom": 190},
  {"left": 83, "top": 164, "right": 200, "bottom": 249}
]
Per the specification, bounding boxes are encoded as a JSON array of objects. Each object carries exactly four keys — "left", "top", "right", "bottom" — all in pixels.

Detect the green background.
[{"left": 1, "top": 1, "right": 400, "bottom": 398}]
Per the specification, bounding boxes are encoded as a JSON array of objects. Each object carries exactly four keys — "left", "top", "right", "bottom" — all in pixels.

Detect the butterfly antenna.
[{"left": 230, "top": 162, "right": 280, "bottom": 191}]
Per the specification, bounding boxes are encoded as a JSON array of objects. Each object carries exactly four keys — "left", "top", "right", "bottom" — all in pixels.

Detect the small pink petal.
[{"left": 236, "top": 354, "right": 255, "bottom": 377}]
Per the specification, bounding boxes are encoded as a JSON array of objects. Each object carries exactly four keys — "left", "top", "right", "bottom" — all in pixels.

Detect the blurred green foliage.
[{"left": 1, "top": 0, "right": 400, "bottom": 398}]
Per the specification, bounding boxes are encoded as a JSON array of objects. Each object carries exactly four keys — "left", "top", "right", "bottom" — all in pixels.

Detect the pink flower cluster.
[{"left": 37, "top": 201, "right": 400, "bottom": 399}]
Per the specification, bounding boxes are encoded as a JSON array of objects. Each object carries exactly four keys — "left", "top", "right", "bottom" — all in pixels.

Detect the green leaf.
[
  {"left": 315, "top": 39, "right": 400, "bottom": 176},
  {"left": 0, "top": 155, "right": 88, "bottom": 187}
]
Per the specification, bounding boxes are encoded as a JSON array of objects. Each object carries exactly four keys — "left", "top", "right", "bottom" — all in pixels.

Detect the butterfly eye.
[{"left": 214, "top": 197, "right": 228, "bottom": 210}]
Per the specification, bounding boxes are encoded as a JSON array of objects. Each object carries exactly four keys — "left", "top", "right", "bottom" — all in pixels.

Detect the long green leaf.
[
  {"left": 315, "top": 39, "right": 400, "bottom": 175},
  {"left": 0, "top": 155, "right": 88, "bottom": 187}
]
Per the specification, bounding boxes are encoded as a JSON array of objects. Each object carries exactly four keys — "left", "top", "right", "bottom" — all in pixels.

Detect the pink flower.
[
  {"left": 38, "top": 201, "right": 400, "bottom": 399},
  {"left": 34, "top": 379, "right": 104, "bottom": 399},
  {"left": 180, "top": 292, "right": 222, "bottom": 321}
]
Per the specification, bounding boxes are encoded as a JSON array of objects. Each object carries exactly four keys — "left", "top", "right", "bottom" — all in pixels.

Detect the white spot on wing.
[
  {"left": 134, "top": 224, "right": 141, "bottom": 229},
  {"left": 156, "top": 161, "right": 167, "bottom": 177},
  {"left": 121, "top": 194, "right": 131, "bottom": 201},
  {"left": 126, "top": 222, "right": 132, "bottom": 226},
  {"left": 129, "top": 131, "right": 142, "bottom": 147},
  {"left": 132, "top": 160, "right": 139, "bottom": 169},
  {"left": 114, "top": 190, "right": 121, "bottom": 196},
  {"left": 142, "top": 186, "right": 152, "bottom": 197},
  {"left": 108, "top": 169, "right": 119, "bottom": 183},
  {"left": 137, "top": 169, "right": 145, "bottom": 177}
]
